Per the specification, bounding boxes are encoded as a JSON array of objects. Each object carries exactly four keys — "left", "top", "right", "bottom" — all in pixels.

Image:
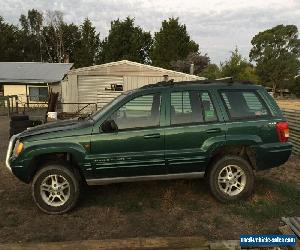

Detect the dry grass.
[
  {"left": 276, "top": 99, "right": 300, "bottom": 110},
  {"left": 0, "top": 117, "right": 299, "bottom": 244}
]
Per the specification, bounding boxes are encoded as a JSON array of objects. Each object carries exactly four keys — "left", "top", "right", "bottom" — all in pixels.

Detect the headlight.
[{"left": 14, "top": 140, "right": 24, "bottom": 156}]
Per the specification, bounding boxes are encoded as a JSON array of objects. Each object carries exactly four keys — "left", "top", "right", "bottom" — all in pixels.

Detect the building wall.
[
  {"left": 66, "top": 61, "right": 204, "bottom": 113},
  {"left": 49, "top": 83, "right": 61, "bottom": 97},
  {"left": 4, "top": 83, "right": 54, "bottom": 107},
  {"left": 3, "top": 84, "right": 27, "bottom": 106},
  {"left": 123, "top": 75, "right": 200, "bottom": 91},
  {"left": 61, "top": 75, "right": 78, "bottom": 112}
]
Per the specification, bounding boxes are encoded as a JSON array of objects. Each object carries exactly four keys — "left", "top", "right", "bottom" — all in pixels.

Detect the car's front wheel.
[
  {"left": 208, "top": 156, "right": 254, "bottom": 202},
  {"left": 32, "top": 163, "right": 80, "bottom": 214}
]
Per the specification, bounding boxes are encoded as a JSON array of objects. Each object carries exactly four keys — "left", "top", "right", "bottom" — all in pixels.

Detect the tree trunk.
[{"left": 272, "top": 83, "right": 277, "bottom": 94}]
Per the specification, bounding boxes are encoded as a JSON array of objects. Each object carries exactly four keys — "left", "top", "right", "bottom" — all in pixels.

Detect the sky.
[{"left": 1, "top": 0, "right": 300, "bottom": 64}]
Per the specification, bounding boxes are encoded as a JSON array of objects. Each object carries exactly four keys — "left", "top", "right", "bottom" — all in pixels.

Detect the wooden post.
[
  {"left": 15, "top": 96, "right": 19, "bottom": 114},
  {"left": 26, "top": 84, "right": 29, "bottom": 108},
  {"left": 7, "top": 97, "right": 10, "bottom": 117}
]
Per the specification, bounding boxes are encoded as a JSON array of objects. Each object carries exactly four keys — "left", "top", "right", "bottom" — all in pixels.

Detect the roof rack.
[
  {"left": 140, "top": 79, "right": 226, "bottom": 89},
  {"left": 140, "top": 78, "right": 254, "bottom": 89},
  {"left": 215, "top": 77, "right": 233, "bottom": 83},
  {"left": 140, "top": 80, "right": 175, "bottom": 89}
]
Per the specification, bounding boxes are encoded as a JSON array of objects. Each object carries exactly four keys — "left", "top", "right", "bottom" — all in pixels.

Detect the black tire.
[
  {"left": 32, "top": 164, "right": 80, "bottom": 214},
  {"left": 208, "top": 155, "right": 254, "bottom": 203},
  {"left": 10, "top": 115, "right": 29, "bottom": 121},
  {"left": 10, "top": 120, "right": 34, "bottom": 129}
]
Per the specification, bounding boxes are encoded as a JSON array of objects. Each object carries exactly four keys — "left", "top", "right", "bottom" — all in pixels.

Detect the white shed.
[{"left": 63, "top": 60, "right": 205, "bottom": 112}]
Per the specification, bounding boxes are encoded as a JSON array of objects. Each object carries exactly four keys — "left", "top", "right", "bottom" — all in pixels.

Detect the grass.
[
  {"left": 228, "top": 176, "right": 300, "bottom": 222},
  {"left": 1, "top": 161, "right": 299, "bottom": 243}
]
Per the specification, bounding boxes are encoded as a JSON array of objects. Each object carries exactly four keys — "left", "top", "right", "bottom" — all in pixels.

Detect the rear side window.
[
  {"left": 170, "top": 91, "right": 217, "bottom": 125},
  {"left": 220, "top": 90, "right": 270, "bottom": 119}
]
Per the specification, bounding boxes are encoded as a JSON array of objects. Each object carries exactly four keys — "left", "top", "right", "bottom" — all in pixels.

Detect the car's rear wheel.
[
  {"left": 208, "top": 156, "right": 254, "bottom": 202},
  {"left": 32, "top": 164, "right": 80, "bottom": 214}
]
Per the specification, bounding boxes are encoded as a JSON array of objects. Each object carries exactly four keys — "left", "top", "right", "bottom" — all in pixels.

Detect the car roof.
[{"left": 132, "top": 80, "right": 263, "bottom": 94}]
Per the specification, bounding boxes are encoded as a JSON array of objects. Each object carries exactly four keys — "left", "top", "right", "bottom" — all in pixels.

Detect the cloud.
[{"left": 1, "top": 0, "right": 300, "bottom": 63}]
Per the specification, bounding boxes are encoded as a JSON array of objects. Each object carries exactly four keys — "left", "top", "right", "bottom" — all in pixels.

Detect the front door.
[
  {"left": 90, "top": 92, "right": 166, "bottom": 179},
  {"left": 165, "top": 90, "right": 226, "bottom": 174}
]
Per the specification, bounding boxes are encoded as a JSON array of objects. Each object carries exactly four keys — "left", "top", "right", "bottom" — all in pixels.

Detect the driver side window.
[{"left": 110, "top": 93, "right": 161, "bottom": 130}]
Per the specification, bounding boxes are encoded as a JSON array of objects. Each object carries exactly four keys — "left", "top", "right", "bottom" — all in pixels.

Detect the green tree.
[
  {"left": 289, "top": 76, "right": 300, "bottom": 97},
  {"left": 250, "top": 24, "right": 300, "bottom": 92},
  {"left": 170, "top": 52, "right": 210, "bottom": 74},
  {"left": 151, "top": 17, "right": 199, "bottom": 69},
  {"left": 42, "top": 10, "right": 66, "bottom": 63},
  {"left": 99, "top": 17, "right": 152, "bottom": 64},
  {"left": 0, "top": 16, "right": 22, "bottom": 61},
  {"left": 221, "top": 48, "right": 259, "bottom": 83},
  {"left": 18, "top": 9, "right": 44, "bottom": 61},
  {"left": 199, "top": 64, "right": 221, "bottom": 80},
  {"left": 41, "top": 11, "right": 82, "bottom": 64},
  {"left": 76, "top": 18, "right": 100, "bottom": 67},
  {"left": 61, "top": 23, "right": 81, "bottom": 65}
]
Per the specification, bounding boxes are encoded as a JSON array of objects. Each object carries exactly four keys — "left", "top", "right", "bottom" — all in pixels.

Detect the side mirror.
[{"left": 101, "top": 120, "right": 118, "bottom": 133}]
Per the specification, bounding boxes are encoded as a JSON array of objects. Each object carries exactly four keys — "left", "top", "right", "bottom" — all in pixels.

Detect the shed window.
[
  {"left": 29, "top": 86, "right": 49, "bottom": 102},
  {"left": 105, "top": 84, "right": 123, "bottom": 91}
]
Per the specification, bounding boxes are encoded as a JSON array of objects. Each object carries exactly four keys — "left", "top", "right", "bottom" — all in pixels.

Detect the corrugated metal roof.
[
  {"left": 69, "top": 60, "right": 204, "bottom": 80},
  {"left": 0, "top": 62, "right": 73, "bottom": 84}
]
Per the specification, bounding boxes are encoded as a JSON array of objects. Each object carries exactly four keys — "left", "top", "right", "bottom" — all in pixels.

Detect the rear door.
[
  {"left": 165, "top": 89, "right": 226, "bottom": 174},
  {"left": 218, "top": 89, "right": 277, "bottom": 143}
]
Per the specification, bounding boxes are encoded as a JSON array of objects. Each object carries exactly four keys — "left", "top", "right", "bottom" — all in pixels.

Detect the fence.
[
  {"left": 282, "top": 109, "right": 300, "bottom": 155},
  {"left": 0, "top": 95, "right": 19, "bottom": 116},
  {"left": 16, "top": 101, "right": 98, "bottom": 121}
]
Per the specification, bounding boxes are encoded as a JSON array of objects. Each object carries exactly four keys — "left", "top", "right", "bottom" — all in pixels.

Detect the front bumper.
[{"left": 5, "top": 134, "right": 20, "bottom": 172}]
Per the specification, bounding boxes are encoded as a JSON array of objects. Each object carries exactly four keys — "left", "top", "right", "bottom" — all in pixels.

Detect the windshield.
[{"left": 90, "top": 93, "right": 128, "bottom": 121}]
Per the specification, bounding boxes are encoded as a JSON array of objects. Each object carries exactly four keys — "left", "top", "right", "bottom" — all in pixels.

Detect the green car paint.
[{"left": 6, "top": 81, "right": 292, "bottom": 184}]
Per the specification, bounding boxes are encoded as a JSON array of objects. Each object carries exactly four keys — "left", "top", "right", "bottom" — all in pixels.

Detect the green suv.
[{"left": 6, "top": 81, "right": 292, "bottom": 214}]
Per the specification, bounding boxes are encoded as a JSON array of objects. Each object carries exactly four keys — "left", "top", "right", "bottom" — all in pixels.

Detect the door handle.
[
  {"left": 205, "top": 128, "right": 222, "bottom": 134},
  {"left": 144, "top": 133, "right": 161, "bottom": 139}
]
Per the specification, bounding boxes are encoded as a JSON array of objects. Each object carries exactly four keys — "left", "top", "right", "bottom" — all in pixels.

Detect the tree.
[
  {"left": 199, "top": 64, "right": 221, "bottom": 79},
  {"left": 170, "top": 52, "right": 210, "bottom": 74},
  {"left": 289, "top": 76, "right": 300, "bottom": 97},
  {"left": 151, "top": 18, "right": 199, "bottom": 69},
  {"left": 76, "top": 18, "right": 100, "bottom": 67},
  {"left": 41, "top": 11, "right": 81, "bottom": 64},
  {"left": 61, "top": 23, "right": 81, "bottom": 65},
  {"left": 18, "top": 9, "right": 44, "bottom": 61},
  {"left": 250, "top": 24, "right": 300, "bottom": 92},
  {"left": 0, "top": 16, "right": 22, "bottom": 61},
  {"left": 42, "top": 10, "right": 65, "bottom": 63},
  {"left": 221, "top": 47, "right": 259, "bottom": 83},
  {"left": 99, "top": 17, "right": 152, "bottom": 64}
]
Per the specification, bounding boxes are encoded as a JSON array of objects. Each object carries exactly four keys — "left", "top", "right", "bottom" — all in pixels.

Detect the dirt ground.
[{"left": 0, "top": 116, "right": 299, "bottom": 244}]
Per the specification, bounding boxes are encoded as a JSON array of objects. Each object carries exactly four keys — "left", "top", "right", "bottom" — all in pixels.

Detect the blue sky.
[{"left": 1, "top": 0, "right": 300, "bottom": 64}]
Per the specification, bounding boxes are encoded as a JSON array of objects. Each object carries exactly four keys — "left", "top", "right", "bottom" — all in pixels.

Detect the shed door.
[{"left": 78, "top": 76, "right": 123, "bottom": 112}]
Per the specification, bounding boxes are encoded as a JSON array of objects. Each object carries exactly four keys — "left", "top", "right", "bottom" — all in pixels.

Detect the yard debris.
[{"left": 281, "top": 217, "right": 300, "bottom": 238}]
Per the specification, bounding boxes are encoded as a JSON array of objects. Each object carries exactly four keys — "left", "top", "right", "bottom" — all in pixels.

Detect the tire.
[
  {"left": 32, "top": 164, "right": 80, "bottom": 214},
  {"left": 10, "top": 120, "right": 33, "bottom": 129},
  {"left": 10, "top": 115, "right": 29, "bottom": 121},
  {"left": 208, "top": 155, "right": 254, "bottom": 203}
]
